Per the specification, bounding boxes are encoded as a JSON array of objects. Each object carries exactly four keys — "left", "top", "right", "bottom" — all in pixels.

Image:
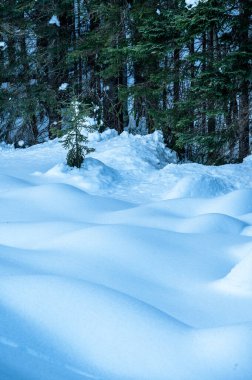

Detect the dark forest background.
[{"left": 0, "top": 0, "right": 251, "bottom": 164}]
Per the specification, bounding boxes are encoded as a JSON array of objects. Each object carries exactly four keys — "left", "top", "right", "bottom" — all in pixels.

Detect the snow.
[
  {"left": 186, "top": 0, "right": 198, "bottom": 6},
  {"left": 58, "top": 83, "right": 69, "bottom": 91},
  {"left": 0, "top": 129, "right": 252, "bottom": 379},
  {"left": 0, "top": 41, "right": 7, "bottom": 50},
  {"left": 185, "top": 0, "right": 208, "bottom": 7},
  {"left": 49, "top": 15, "right": 60, "bottom": 27}
]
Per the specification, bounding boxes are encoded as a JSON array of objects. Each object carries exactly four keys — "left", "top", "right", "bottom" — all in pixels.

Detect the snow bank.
[
  {"left": 1, "top": 129, "right": 252, "bottom": 379},
  {"left": 1, "top": 275, "right": 252, "bottom": 380},
  {"left": 165, "top": 173, "right": 234, "bottom": 199},
  {"left": 43, "top": 158, "right": 120, "bottom": 193}
]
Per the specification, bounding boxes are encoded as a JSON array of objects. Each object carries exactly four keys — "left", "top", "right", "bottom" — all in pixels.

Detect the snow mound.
[
  {"left": 83, "top": 158, "right": 120, "bottom": 189},
  {"left": 242, "top": 226, "right": 252, "bottom": 236},
  {"left": 93, "top": 130, "right": 176, "bottom": 174},
  {"left": 216, "top": 251, "right": 252, "bottom": 295},
  {"left": 88, "top": 128, "right": 118, "bottom": 142},
  {"left": 98, "top": 202, "right": 246, "bottom": 235},
  {"left": 166, "top": 174, "right": 234, "bottom": 199},
  {"left": 0, "top": 183, "right": 132, "bottom": 223},
  {"left": 42, "top": 158, "right": 120, "bottom": 193},
  {"left": 0, "top": 174, "right": 31, "bottom": 193},
  {"left": 144, "top": 189, "right": 252, "bottom": 218},
  {"left": 1, "top": 276, "right": 252, "bottom": 380},
  {"left": 203, "top": 189, "right": 252, "bottom": 217},
  {"left": 0, "top": 276, "right": 190, "bottom": 380},
  {"left": 0, "top": 222, "right": 85, "bottom": 250},
  {"left": 179, "top": 213, "right": 246, "bottom": 234}
]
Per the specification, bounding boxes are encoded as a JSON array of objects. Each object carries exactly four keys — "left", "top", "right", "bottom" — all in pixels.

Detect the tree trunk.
[
  {"left": 207, "top": 26, "right": 216, "bottom": 134},
  {"left": 238, "top": 0, "right": 250, "bottom": 160}
]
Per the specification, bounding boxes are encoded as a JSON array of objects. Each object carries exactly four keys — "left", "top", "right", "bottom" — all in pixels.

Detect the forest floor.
[{"left": 0, "top": 130, "right": 252, "bottom": 380}]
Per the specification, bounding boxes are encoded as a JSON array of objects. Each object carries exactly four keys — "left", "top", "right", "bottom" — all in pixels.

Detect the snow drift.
[{"left": 0, "top": 130, "right": 252, "bottom": 379}]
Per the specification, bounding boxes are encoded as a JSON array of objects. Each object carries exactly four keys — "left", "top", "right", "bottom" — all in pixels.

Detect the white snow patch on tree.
[
  {"left": 186, "top": 0, "right": 207, "bottom": 7},
  {"left": 59, "top": 83, "right": 69, "bottom": 91},
  {"left": 49, "top": 15, "right": 60, "bottom": 27},
  {"left": 0, "top": 41, "right": 7, "bottom": 50}
]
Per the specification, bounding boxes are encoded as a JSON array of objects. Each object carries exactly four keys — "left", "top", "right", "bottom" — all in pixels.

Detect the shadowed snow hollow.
[{"left": 215, "top": 250, "right": 252, "bottom": 295}]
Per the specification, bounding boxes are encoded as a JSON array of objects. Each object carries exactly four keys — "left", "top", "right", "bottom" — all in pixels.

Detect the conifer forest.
[
  {"left": 2, "top": 2, "right": 252, "bottom": 379},
  {"left": 0, "top": 0, "right": 251, "bottom": 164}
]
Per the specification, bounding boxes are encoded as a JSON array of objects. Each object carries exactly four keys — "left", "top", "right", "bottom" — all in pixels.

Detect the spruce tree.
[{"left": 61, "top": 99, "right": 95, "bottom": 168}]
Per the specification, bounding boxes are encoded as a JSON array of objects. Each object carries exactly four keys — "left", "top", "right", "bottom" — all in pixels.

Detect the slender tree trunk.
[
  {"left": 207, "top": 26, "right": 216, "bottom": 134},
  {"left": 187, "top": 39, "right": 195, "bottom": 160},
  {"left": 162, "top": 56, "right": 168, "bottom": 111},
  {"left": 173, "top": 48, "right": 180, "bottom": 105},
  {"left": 201, "top": 32, "right": 207, "bottom": 133},
  {"left": 238, "top": 0, "right": 250, "bottom": 160}
]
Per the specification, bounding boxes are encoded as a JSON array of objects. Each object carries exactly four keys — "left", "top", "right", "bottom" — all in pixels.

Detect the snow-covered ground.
[{"left": 0, "top": 130, "right": 252, "bottom": 380}]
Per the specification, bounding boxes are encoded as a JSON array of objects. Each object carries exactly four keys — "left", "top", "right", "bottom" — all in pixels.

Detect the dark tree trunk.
[
  {"left": 173, "top": 48, "right": 180, "bottom": 105},
  {"left": 238, "top": 0, "right": 251, "bottom": 160},
  {"left": 207, "top": 26, "right": 216, "bottom": 134},
  {"left": 201, "top": 32, "right": 207, "bottom": 133}
]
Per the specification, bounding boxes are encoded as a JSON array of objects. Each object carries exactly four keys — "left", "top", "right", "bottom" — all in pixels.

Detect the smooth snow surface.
[{"left": 1, "top": 130, "right": 252, "bottom": 380}]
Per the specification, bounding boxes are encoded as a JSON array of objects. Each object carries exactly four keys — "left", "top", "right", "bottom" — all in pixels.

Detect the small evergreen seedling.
[{"left": 62, "top": 99, "right": 95, "bottom": 168}]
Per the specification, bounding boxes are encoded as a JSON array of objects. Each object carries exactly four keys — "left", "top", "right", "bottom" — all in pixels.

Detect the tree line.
[{"left": 0, "top": 0, "right": 251, "bottom": 164}]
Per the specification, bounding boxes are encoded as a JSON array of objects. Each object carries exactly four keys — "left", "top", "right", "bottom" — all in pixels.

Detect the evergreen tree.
[
  {"left": 61, "top": 99, "right": 95, "bottom": 168},
  {"left": 171, "top": 0, "right": 251, "bottom": 163},
  {"left": 0, "top": 0, "right": 251, "bottom": 164}
]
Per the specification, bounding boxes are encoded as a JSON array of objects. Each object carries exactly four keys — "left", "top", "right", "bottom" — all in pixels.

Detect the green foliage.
[
  {"left": 1, "top": 0, "right": 251, "bottom": 163},
  {"left": 61, "top": 99, "right": 96, "bottom": 168}
]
